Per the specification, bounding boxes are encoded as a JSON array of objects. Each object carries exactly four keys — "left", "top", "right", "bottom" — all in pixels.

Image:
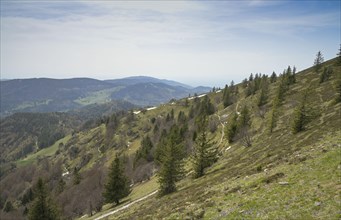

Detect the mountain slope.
[{"left": 0, "top": 58, "right": 339, "bottom": 220}]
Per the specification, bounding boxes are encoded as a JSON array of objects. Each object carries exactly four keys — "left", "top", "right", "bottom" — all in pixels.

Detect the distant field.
[{"left": 74, "top": 87, "right": 124, "bottom": 105}]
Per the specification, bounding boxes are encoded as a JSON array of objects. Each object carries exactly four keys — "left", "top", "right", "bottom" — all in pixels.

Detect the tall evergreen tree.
[
  {"left": 28, "top": 178, "right": 59, "bottom": 220},
  {"left": 268, "top": 105, "right": 278, "bottom": 133},
  {"left": 225, "top": 113, "right": 238, "bottom": 143},
  {"left": 157, "top": 125, "right": 185, "bottom": 195},
  {"left": 292, "top": 91, "right": 309, "bottom": 134},
  {"left": 191, "top": 115, "right": 217, "bottom": 178},
  {"left": 257, "top": 80, "right": 269, "bottom": 107},
  {"left": 238, "top": 105, "right": 251, "bottom": 128},
  {"left": 73, "top": 167, "right": 81, "bottom": 185},
  {"left": 314, "top": 51, "right": 324, "bottom": 73},
  {"left": 135, "top": 135, "right": 154, "bottom": 163},
  {"left": 223, "top": 85, "right": 233, "bottom": 108},
  {"left": 270, "top": 71, "right": 277, "bottom": 83},
  {"left": 103, "top": 155, "right": 131, "bottom": 205}
]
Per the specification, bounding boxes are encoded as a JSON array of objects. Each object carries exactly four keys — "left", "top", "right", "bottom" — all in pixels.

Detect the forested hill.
[
  {"left": 0, "top": 56, "right": 340, "bottom": 220},
  {"left": 0, "top": 76, "right": 211, "bottom": 117}
]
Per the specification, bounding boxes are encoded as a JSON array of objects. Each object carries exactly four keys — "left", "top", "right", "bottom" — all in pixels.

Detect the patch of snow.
[
  {"left": 62, "top": 171, "right": 69, "bottom": 177},
  {"left": 225, "top": 146, "right": 231, "bottom": 151},
  {"left": 133, "top": 111, "right": 141, "bottom": 115},
  {"left": 198, "top": 94, "right": 207, "bottom": 98},
  {"left": 188, "top": 97, "right": 195, "bottom": 100},
  {"left": 216, "top": 90, "right": 222, "bottom": 93},
  {"left": 147, "top": 107, "right": 157, "bottom": 111},
  {"left": 171, "top": 102, "right": 175, "bottom": 105}
]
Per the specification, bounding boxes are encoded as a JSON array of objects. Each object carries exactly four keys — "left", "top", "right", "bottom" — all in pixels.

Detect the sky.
[{"left": 1, "top": 0, "right": 340, "bottom": 87}]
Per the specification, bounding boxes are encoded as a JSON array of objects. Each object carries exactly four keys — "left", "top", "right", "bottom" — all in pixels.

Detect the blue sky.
[{"left": 1, "top": 0, "right": 340, "bottom": 87}]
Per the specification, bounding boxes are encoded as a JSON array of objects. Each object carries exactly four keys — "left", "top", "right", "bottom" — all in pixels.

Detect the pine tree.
[
  {"left": 292, "top": 66, "right": 297, "bottom": 83},
  {"left": 238, "top": 104, "right": 251, "bottom": 128},
  {"left": 103, "top": 155, "right": 131, "bottom": 205},
  {"left": 237, "top": 105, "right": 252, "bottom": 147},
  {"left": 225, "top": 113, "right": 238, "bottom": 143},
  {"left": 314, "top": 51, "right": 324, "bottom": 73},
  {"left": 319, "top": 66, "right": 333, "bottom": 83},
  {"left": 191, "top": 115, "right": 217, "bottom": 178},
  {"left": 157, "top": 125, "right": 185, "bottom": 195},
  {"left": 73, "top": 167, "right": 81, "bottom": 185},
  {"left": 268, "top": 105, "right": 278, "bottom": 133},
  {"left": 223, "top": 85, "right": 232, "bottom": 108},
  {"left": 292, "top": 91, "right": 308, "bottom": 134},
  {"left": 257, "top": 80, "right": 269, "bottom": 107},
  {"left": 270, "top": 71, "right": 277, "bottom": 83},
  {"left": 28, "top": 178, "right": 59, "bottom": 220},
  {"left": 135, "top": 135, "right": 154, "bottom": 163}
]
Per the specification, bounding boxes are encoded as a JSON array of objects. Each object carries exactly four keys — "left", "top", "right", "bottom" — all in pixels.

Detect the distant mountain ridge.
[
  {"left": 105, "top": 76, "right": 193, "bottom": 89},
  {"left": 0, "top": 76, "right": 211, "bottom": 117}
]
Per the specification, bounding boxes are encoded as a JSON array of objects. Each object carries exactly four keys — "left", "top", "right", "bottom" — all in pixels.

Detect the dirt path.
[{"left": 94, "top": 190, "right": 158, "bottom": 220}]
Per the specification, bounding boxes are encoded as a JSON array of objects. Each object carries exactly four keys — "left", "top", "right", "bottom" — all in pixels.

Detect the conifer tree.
[
  {"left": 223, "top": 85, "right": 232, "bottom": 108},
  {"left": 319, "top": 66, "right": 333, "bottom": 83},
  {"left": 292, "top": 66, "right": 297, "bottom": 83},
  {"left": 238, "top": 104, "right": 251, "bottom": 128},
  {"left": 158, "top": 125, "right": 185, "bottom": 195},
  {"left": 268, "top": 105, "right": 278, "bottom": 133},
  {"left": 225, "top": 113, "right": 238, "bottom": 143},
  {"left": 191, "top": 115, "right": 217, "bottom": 178},
  {"left": 73, "top": 167, "right": 81, "bottom": 185},
  {"left": 270, "top": 71, "right": 277, "bottom": 83},
  {"left": 28, "top": 178, "right": 59, "bottom": 220},
  {"left": 314, "top": 51, "right": 324, "bottom": 73},
  {"left": 103, "top": 155, "right": 131, "bottom": 205},
  {"left": 257, "top": 80, "right": 269, "bottom": 107},
  {"left": 292, "top": 91, "right": 308, "bottom": 134},
  {"left": 135, "top": 135, "right": 154, "bottom": 163}
]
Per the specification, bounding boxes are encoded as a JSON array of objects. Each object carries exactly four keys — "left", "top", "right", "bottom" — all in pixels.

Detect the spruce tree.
[
  {"left": 292, "top": 91, "right": 308, "bottom": 134},
  {"left": 268, "top": 105, "right": 278, "bottom": 133},
  {"left": 314, "top": 51, "right": 324, "bottom": 73},
  {"left": 223, "top": 85, "right": 232, "bottom": 108},
  {"left": 73, "top": 167, "right": 81, "bottom": 185},
  {"left": 238, "top": 105, "right": 251, "bottom": 128},
  {"left": 257, "top": 80, "right": 269, "bottom": 107},
  {"left": 191, "top": 115, "right": 217, "bottom": 178},
  {"left": 28, "top": 178, "right": 59, "bottom": 220},
  {"left": 225, "top": 113, "right": 238, "bottom": 143},
  {"left": 157, "top": 125, "right": 185, "bottom": 195},
  {"left": 238, "top": 105, "right": 252, "bottom": 147},
  {"left": 103, "top": 155, "right": 131, "bottom": 205}
]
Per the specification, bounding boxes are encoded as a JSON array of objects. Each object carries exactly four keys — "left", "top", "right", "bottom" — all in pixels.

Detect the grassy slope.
[
  {"left": 81, "top": 58, "right": 341, "bottom": 219},
  {"left": 16, "top": 135, "right": 72, "bottom": 167}
]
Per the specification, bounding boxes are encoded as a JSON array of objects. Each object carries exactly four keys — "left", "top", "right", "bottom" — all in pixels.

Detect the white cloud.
[{"left": 1, "top": 1, "right": 339, "bottom": 86}]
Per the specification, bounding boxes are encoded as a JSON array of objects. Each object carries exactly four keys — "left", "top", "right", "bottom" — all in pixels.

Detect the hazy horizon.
[{"left": 1, "top": 1, "right": 340, "bottom": 87}]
